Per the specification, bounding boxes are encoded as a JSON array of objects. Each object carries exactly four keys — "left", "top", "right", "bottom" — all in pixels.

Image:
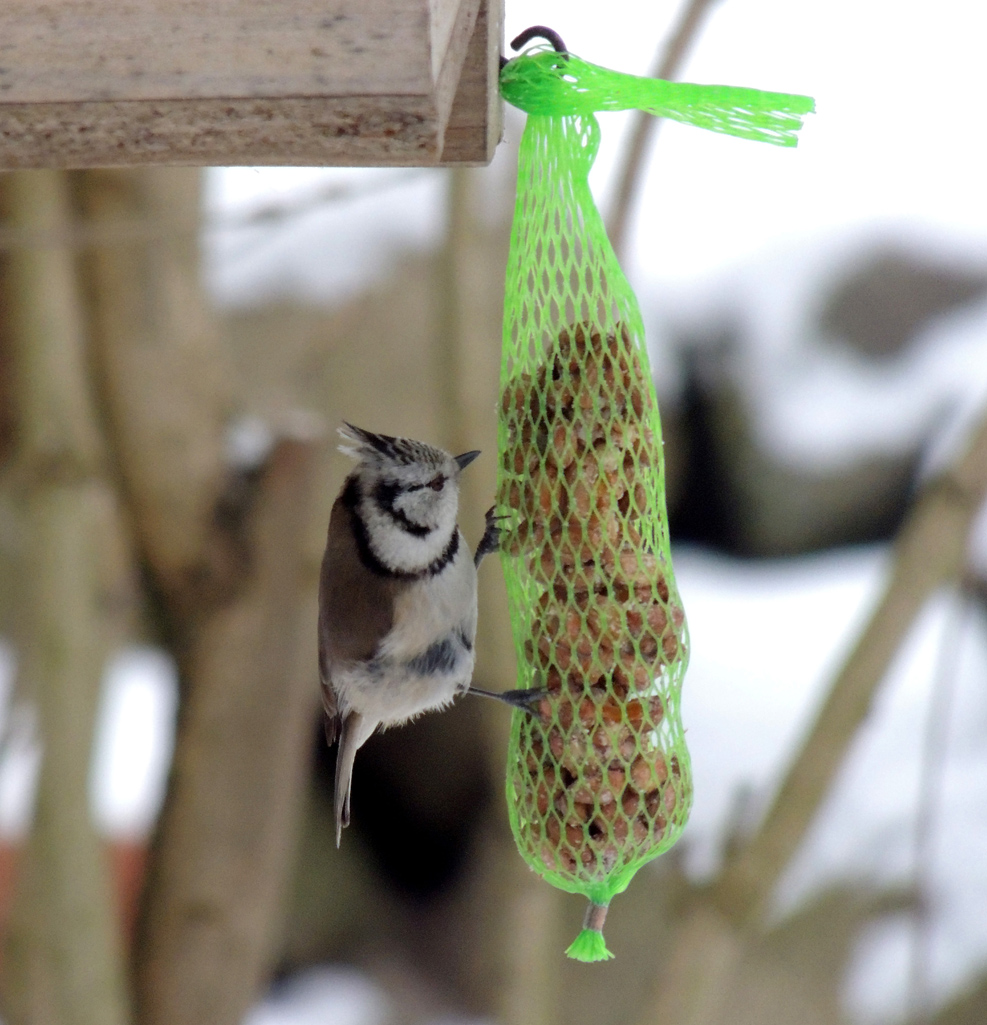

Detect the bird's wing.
[
  {"left": 318, "top": 490, "right": 398, "bottom": 744},
  {"left": 319, "top": 629, "right": 339, "bottom": 747}
]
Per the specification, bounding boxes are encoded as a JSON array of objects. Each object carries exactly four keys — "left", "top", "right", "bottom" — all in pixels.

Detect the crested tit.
[{"left": 318, "top": 423, "right": 505, "bottom": 846}]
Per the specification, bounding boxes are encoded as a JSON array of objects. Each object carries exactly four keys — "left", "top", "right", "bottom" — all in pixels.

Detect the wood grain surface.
[{"left": 0, "top": 0, "right": 502, "bottom": 168}]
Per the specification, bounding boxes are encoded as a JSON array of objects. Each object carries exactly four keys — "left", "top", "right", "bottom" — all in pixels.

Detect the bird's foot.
[
  {"left": 474, "top": 507, "right": 508, "bottom": 568},
  {"left": 468, "top": 686, "right": 546, "bottom": 714}
]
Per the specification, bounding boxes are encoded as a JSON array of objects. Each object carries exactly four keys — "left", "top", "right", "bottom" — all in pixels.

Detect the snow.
[
  {"left": 241, "top": 966, "right": 496, "bottom": 1025},
  {"left": 203, "top": 168, "right": 444, "bottom": 308},
  {"left": 0, "top": 644, "right": 39, "bottom": 840},
  {"left": 234, "top": 545, "right": 987, "bottom": 1023},
  {"left": 88, "top": 647, "right": 179, "bottom": 838},
  {"left": 0, "top": 644, "right": 178, "bottom": 841},
  {"left": 652, "top": 236, "right": 987, "bottom": 475},
  {"left": 673, "top": 545, "right": 893, "bottom": 881},
  {"left": 243, "top": 967, "right": 391, "bottom": 1025}
]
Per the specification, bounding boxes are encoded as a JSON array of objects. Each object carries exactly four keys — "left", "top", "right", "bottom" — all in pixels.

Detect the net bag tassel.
[
  {"left": 500, "top": 47, "right": 815, "bottom": 146},
  {"left": 495, "top": 38, "right": 813, "bottom": 962}
]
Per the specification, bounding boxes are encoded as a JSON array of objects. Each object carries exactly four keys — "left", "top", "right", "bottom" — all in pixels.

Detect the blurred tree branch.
[
  {"left": 133, "top": 436, "right": 322, "bottom": 1025},
  {"left": 715, "top": 409, "right": 987, "bottom": 925},
  {"left": 434, "top": 169, "right": 471, "bottom": 457},
  {"left": 908, "top": 589, "right": 970, "bottom": 1019},
  {"left": 75, "top": 169, "right": 235, "bottom": 613},
  {"left": 0, "top": 170, "right": 130, "bottom": 1025},
  {"left": 75, "top": 169, "right": 324, "bottom": 1025},
  {"left": 433, "top": 165, "right": 563, "bottom": 1024},
  {"left": 638, "top": 403, "right": 987, "bottom": 1025},
  {"left": 606, "top": 0, "right": 721, "bottom": 259}
]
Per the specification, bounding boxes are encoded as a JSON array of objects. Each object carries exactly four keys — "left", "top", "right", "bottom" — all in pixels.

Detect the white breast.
[
  {"left": 333, "top": 531, "right": 478, "bottom": 728},
  {"left": 383, "top": 531, "right": 478, "bottom": 662}
]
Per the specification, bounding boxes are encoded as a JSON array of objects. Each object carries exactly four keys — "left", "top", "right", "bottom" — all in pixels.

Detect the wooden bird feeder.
[{"left": 0, "top": 0, "right": 502, "bottom": 169}]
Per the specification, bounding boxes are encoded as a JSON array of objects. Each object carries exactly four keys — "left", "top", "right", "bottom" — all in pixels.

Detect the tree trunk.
[
  {"left": 74, "top": 168, "right": 233, "bottom": 611},
  {"left": 133, "top": 437, "right": 322, "bottom": 1025},
  {"left": 74, "top": 168, "right": 324, "bottom": 1025},
  {"left": 0, "top": 169, "right": 130, "bottom": 1025}
]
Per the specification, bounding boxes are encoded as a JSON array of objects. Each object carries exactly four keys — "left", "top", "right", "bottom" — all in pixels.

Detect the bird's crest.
[{"left": 338, "top": 422, "right": 446, "bottom": 469}]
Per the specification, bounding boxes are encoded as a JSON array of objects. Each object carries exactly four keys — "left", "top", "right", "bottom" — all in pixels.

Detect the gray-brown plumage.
[
  {"left": 319, "top": 424, "right": 485, "bottom": 846},
  {"left": 319, "top": 501, "right": 398, "bottom": 746}
]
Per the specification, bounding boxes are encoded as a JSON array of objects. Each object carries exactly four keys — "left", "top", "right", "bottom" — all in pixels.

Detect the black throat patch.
[{"left": 342, "top": 476, "right": 459, "bottom": 580}]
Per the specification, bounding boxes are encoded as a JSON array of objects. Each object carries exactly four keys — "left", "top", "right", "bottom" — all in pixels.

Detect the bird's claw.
[
  {"left": 467, "top": 685, "right": 547, "bottom": 715},
  {"left": 475, "top": 506, "right": 509, "bottom": 567}
]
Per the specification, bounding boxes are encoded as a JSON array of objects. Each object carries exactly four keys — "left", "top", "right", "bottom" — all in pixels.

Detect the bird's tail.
[{"left": 334, "top": 712, "right": 372, "bottom": 847}]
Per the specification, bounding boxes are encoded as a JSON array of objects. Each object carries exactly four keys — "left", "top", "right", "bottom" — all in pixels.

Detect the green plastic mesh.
[
  {"left": 500, "top": 48, "right": 815, "bottom": 146},
  {"left": 495, "top": 47, "right": 813, "bottom": 962},
  {"left": 495, "top": 111, "right": 690, "bottom": 961}
]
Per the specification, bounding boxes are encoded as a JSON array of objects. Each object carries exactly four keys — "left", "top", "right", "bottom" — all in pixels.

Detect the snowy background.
[{"left": 5, "top": 0, "right": 987, "bottom": 1022}]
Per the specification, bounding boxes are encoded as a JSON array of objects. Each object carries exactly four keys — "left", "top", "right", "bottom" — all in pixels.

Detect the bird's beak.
[{"left": 455, "top": 449, "right": 481, "bottom": 470}]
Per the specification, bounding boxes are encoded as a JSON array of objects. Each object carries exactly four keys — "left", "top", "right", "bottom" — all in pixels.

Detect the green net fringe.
[
  {"left": 566, "top": 928, "right": 615, "bottom": 963},
  {"left": 500, "top": 48, "right": 815, "bottom": 147}
]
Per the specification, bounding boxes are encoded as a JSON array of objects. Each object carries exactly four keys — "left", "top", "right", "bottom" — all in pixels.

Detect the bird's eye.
[{"left": 428, "top": 475, "right": 445, "bottom": 492}]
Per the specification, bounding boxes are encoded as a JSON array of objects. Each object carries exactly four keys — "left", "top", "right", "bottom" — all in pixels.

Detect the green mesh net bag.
[{"left": 494, "top": 35, "right": 814, "bottom": 962}]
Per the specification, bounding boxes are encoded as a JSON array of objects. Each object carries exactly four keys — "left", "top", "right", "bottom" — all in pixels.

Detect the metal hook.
[
  {"left": 500, "top": 25, "right": 569, "bottom": 69},
  {"left": 510, "top": 25, "right": 569, "bottom": 56}
]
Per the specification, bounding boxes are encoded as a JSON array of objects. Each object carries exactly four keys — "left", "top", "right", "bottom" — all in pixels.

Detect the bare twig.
[
  {"left": 0, "top": 170, "right": 427, "bottom": 253},
  {"left": 907, "top": 588, "right": 970, "bottom": 1022},
  {"left": 501, "top": 873, "right": 563, "bottom": 1025},
  {"left": 638, "top": 405, "right": 987, "bottom": 1025},
  {"left": 714, "top": 406, "right": 987, "bottom": 925},
  {"left": 434, "top": 168, "right": 472, "bottom": 455},
  {"left": 606, "top": 0, "right": 722, "bottom": 258}
]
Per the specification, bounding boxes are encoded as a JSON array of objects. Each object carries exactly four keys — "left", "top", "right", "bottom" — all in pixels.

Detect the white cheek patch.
[{"left": 362, "top": 495, "right": 458, "bottom": 575}]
